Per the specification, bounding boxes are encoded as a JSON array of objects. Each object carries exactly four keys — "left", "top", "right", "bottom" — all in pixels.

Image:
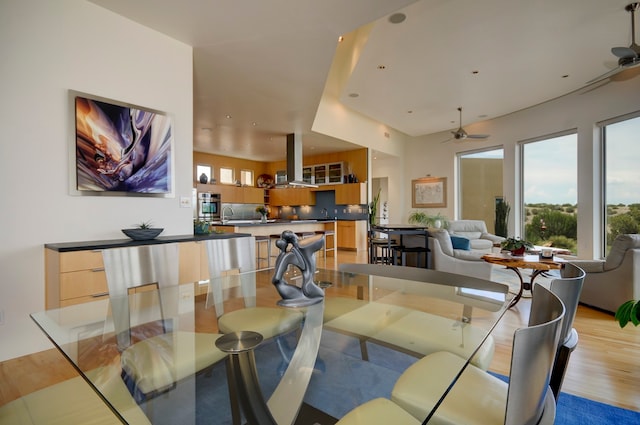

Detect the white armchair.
[
  {"left": 447, "top": 220, "right": 505, "bottom": 253},
  {"left": 569, "top": 233, "right": 640, "bottom": 313},
  {"left": 428, "top": 229, "right": 493, "bottom": 280}
]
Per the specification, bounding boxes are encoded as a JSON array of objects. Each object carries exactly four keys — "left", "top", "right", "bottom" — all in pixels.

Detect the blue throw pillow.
[{"left": 450, "top": 235, "right": 471, "bottom": 250}]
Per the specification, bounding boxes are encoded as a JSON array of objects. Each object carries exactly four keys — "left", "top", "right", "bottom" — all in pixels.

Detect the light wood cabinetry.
[
  {"left": 269, "top": 188, "right": 316, "bottom": 206},
  {"left": 337, "top": 220, "right": 367, "bottom": 251},
  {"left": 46, "top": 240, "right": 222, "bottom": 308},
  {"left": 197, "top": 184, "right": 263, "bottom": 204},
  {"left": 45, "top": 249, "right": 108, "bottom": 308},
  {"left": 335, "top": 183, "right": 366, "bottom": 205}
]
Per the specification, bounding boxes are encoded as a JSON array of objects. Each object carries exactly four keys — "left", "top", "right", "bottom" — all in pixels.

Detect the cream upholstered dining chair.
[
  {"left": 334, "top": 284, "right": 564, "bottom": 425},
  {"left": 546, "top": 262, "right": 585, "bottom": 399},
  {"left": 203, "top": 237, "right": 304, "bottom": 340},
  {"left": 102, "top": 243, "right": 227, "bottom": 401}
]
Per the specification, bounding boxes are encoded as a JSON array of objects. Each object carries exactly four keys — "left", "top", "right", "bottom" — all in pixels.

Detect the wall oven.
[{"left": 198, "top": 192, "right": 221, "bottom": 221}]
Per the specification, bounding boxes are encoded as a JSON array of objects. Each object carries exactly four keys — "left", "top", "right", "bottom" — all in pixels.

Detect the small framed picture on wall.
[{"left": 412, "top": 177, "right": 446, "bottom": 208}]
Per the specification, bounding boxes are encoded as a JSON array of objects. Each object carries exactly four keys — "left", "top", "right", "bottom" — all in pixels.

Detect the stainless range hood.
[{"left": 285, "top": 133, "right": 318, "bottom": 187}]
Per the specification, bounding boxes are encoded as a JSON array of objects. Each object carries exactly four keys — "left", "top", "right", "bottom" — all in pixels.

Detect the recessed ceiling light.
[
  {"left": 472, "top": 70, "right": 479, "bottom": 74},
  {"left": 252, "top": 122, "right": 257, "bottom": 126},
  {"left": 407, "top": 110, "right": 413, "bottom": 114},
  {"left": 388, "top": 13, "right": 406, "bottom": 24},
  {"left": 338, "top": 36, "right": 344, "bottom": 42},
  {"left": 562, "top": 74, "right": 569, "bottom": 78},
  {"left": 349, "top": 93, "right": 359, "bottom": 98}
]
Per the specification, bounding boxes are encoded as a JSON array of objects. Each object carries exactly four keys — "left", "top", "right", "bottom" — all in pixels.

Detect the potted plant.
[
  {"left": 408, "top": 211, "right": 449, "bottom": 229},
  {"left": 501, "top": 237, "right": 534, "bottom": 256},
  {"left": 494, "top": 199, "right": 510, "bottom": 237},
  {"left": 369, "top": 188, "right": 381, "bottom": 226},
  {"left": 615, "top": 300, "right": 640, "bottom": 328},
  {"left": 194, "top": 219, "right": 211, "bottom": 235},
  {"left": 256, "top": 205, "right": 268, "bottom": 223},
  {"left": 121, "top": 220, "right": 164, "bottom": 240}
]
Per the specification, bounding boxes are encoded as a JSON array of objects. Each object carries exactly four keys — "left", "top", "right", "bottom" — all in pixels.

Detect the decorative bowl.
[{"left": 121, "top": 228, "right": 164, "bottom": 240}]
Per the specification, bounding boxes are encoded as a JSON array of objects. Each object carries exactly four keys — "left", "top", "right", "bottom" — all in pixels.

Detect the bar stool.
[
  {"left": 269, "top": 234, "right": 282, "bottom": 265},
  {"left": 369, "top": 237, "right": 397, "bottom": 264},
  {"left": 255, "top": 235, "right": 271, "bottom": 270},
  {"left": 392, "top": 245, "right": 429, "bottom": 268},
  {"left": 314, "top": 229, "right": 336, "bottom": 260}
]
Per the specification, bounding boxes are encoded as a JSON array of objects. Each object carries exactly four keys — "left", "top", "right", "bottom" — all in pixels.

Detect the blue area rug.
[
  {"left": 138, "top": 329, "right": 639, "bottom": 424},
  {"left": 489, "top": 372, "right": 640, "bottom": 425}
]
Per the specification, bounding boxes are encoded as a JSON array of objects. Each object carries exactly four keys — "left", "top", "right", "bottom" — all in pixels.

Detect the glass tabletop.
[{"left": 31, "top": 267, "right": 513, "bottom": 424}]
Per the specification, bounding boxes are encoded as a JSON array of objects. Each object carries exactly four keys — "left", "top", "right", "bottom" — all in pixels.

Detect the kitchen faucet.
[
  {"left": 222, "top": 206, "right": 234, "bottom": 223},
  {"left": 321, "top": 208, "right": 328, "bottom": 219}
]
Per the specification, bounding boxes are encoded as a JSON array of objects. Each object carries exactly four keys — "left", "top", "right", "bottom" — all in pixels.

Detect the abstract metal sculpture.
[{"left": 272, "top": 230, "right": 325, "bottom": 307}]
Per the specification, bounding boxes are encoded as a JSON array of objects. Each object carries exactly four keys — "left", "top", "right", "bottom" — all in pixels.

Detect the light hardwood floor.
[{"left": 1, "top": 250, "right": 639, "bottom": 414}]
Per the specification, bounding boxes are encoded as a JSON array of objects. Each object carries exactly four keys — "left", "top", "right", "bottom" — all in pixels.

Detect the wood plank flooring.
[{"left": 1, "top": 250, "right": 638, "bottom": 414}]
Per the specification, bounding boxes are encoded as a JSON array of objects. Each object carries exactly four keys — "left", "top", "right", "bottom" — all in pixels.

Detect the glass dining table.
[{"left": 30, "top": 267, "right": 513, "bottom": 425}]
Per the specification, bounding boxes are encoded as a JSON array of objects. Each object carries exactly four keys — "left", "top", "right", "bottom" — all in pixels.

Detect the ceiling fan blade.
[
  {"left": 585, "top": 66, "right": 623, "bottom": 85},
  {"left": 466, "top": 134, "right": 490, "bottom": 139},
  {"left": 612, "top": 46, "right": 637, "bottom": 58}
]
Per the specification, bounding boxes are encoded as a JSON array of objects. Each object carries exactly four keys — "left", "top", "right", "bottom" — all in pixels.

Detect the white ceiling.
[{"left": 90, "top": 0, "right": 639, "bottom": 161}]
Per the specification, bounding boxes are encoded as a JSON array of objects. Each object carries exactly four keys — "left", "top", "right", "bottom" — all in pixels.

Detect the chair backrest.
[
  {"left": 102, "top": 243, "right": 179, "bottom": 350},
  {"left": 604, "top": 234, "right": 640, "bottom": 270},
  {"left": 448, "top": 220, "right": 488, "bottom": 239},
  {"left": 505, "top": 284, "right": 564, "bottom": 425},
  {"left": 552, "top": 263, "right": 586, "bottom": 343},
  {"left": 204, "top": 236, "right": 256, "bottom": 316}
]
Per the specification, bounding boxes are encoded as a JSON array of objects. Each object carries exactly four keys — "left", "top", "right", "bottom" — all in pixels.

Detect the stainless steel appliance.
[{"left": 198, "top": 192, "right": 221, "bottom": 221}]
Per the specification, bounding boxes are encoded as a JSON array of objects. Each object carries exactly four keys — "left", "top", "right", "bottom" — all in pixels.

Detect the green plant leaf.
[
  {"left": 615, "top": 300, "right": 638, "bottom": 328},
  {"left": 631, "top": 300, "right": 640, "bottom": 327}
]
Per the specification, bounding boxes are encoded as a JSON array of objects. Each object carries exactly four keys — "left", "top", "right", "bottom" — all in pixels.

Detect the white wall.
[
  {"left": 0, "top": 1, "right": 194, "bottom": 361},
  {"left": 401, "top": 75, "right": 640, "bottom": 259}
]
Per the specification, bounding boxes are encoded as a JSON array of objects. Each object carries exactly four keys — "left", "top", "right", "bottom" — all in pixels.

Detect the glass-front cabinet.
[
  {"left": 311, "top": 161, "right": 344, "bottom": 185},
  {"left": 314, "top": 164, "right": 327, "bottom": 185},
  {"left": 303, "top": 166, "right": 313, "bottom": 184},
  {"left": 328, "top": 162, "right": 344, "bottom": 183}
]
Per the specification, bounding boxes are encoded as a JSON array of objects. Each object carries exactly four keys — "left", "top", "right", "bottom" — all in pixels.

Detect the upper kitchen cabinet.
[
  {"left": 269, "top": 188, "right": 316, "bottom": 206},
  {"left": 197, "top": 184, "right": 263, "bottom": 204},
  {"left": 335, "top": 183, "right": 366, "bottom": 205}
]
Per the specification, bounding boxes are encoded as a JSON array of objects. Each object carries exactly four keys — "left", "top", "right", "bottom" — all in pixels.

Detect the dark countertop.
[
  {"left": 45, "top": 232, "right": 252, "bottom": 252},
  {"left": 212, "top": 219, "right": 338, "bottom": 227}
]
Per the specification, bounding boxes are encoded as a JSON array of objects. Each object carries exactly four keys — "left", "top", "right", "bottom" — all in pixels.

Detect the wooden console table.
[{"left": 482, "top": 253, "right": 566, "bottom": 306}]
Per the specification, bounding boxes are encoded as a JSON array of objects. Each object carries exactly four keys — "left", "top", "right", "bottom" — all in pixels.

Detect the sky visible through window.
[
  {"left": 606, "top": 116, "right": 640, "bottom": 205},
  {"left": 523, "top": 134, "right": 577, "bottom": 205}
]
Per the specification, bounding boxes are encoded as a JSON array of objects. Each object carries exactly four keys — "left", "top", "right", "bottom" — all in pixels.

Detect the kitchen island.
[{"left": 211, "top": 219, "right": 338, "bottom": 256}]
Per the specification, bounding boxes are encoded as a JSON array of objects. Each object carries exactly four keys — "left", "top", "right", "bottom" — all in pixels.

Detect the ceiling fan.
[
  {"left": 441, "top": 107, "right": 490, "bottom": 143},
  {"left": 586, "top": 2, "right": 640, "bottom": 85}
]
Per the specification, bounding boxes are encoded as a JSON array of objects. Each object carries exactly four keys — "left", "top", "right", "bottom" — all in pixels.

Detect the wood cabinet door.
[
  {"left": 243, "top": 187, "right": 264, "bottom": 204},
  {"left": 179, "top": 242, "right": 201, "bottom": 284},
  {"left": 335, "top": 183, "right": 366, "bottom": 205}
]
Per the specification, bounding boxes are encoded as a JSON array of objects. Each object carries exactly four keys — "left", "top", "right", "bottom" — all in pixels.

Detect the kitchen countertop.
[
  {"left": 213, "top": 219, "right": 336, "bottom": 226},
  {"left": 45, "top": 232, "right": 252, "bottom": 252}
]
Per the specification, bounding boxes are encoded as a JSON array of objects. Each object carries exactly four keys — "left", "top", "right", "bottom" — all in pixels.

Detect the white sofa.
[
  {"left": 569, "top": 233, "right": 640, "bottom": 313},
  {"left": 447, "top": 220, "right": 505, "bottom": 253},
  {"left": 428, "top": 229, "right": 493, "bottom": 280}
]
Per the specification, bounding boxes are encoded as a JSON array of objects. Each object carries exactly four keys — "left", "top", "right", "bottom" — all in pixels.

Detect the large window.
[
  {"left": 521, "top": 132, "right": 577, "bottom": 253},
  {"left": 458, "top": 148, "right": 503, "bottom": 234},
  {"left": 603, "top": 114, "right": 640, "bottom": 252}
]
